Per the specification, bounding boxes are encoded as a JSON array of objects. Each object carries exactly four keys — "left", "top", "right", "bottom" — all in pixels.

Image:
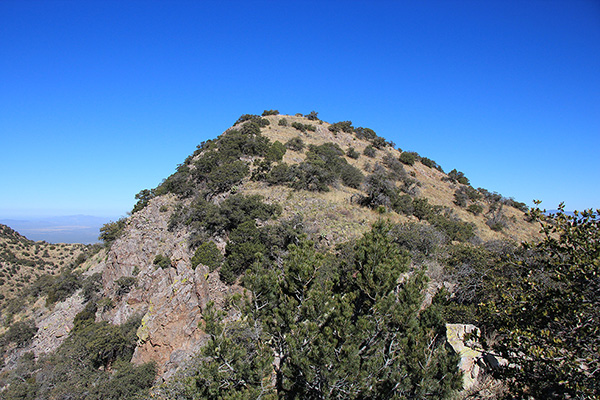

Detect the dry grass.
[
  {"left": 257, "top": 114, "right": 541, "bottom": 245},
  {"left": 0, "top": 227, "right": 88, "bottom": 303}
]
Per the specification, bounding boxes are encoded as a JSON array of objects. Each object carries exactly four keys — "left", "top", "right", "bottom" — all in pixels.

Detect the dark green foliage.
[
  {"left": 188, "top": 127, "right": 277, "bottom": 194},
  {"left": 88, "top": 360, "right": 156, "bottom": 400},
  {"left": 278, "top": 118, "right": 288, "bottom": 126},
  {"left": 156, "top": 165, "right": 195, "bottom": 198},
  {"left": 354, "top": 126, "right": 377, "bottom": 141},
  {"left": 234, "top": 223, "right": 462, "bottom": 399},
  {"left": 1, "top": 318, "right": 37, "bottom": 348},
  {"left": 383, "top": 153, "right": 406, "bottom": 180},
  {"left": 489, "top": 205, "right": 600, "bottom": 397},
  {"left": 266, "top": 163, "right": 293, "bottom": 185},
  {"left": 429, "top": 213, "right": 475, "bottom": 242},
  {"left": 0, "top": 315, "right": 155, "bottom": 400},
  {"left": 132, "top": 188, "right": 156, "bottom": 213},
  {"left": 239, "top": 120, "right": 261, "bottom": 135},
  {"left": 191, "top": 241, "right": 223, "bottom": 271},
  {"left": 251, "top": 159, "right": 272, "bottom": 181},
  {"left": 262, "top": 109, "right": 279, "bottom": 116},
  {"left": 328, "top": 120, "right": 354, "bottom": 134},
  {"left": 153, "top": 254, "right": 172, "bottom": 269},
  {"left": 371, "top": 136, "right": 388, "bottom": 149},
  {"left": 504, "top": 197, "right": 528, "bottom": 212},
  {"left": 217, "top": 128, "right": 271, "bottom": 158},
  {"left": 43, "top": 269, "right": 83, "bottom": 306},
  {"left": 445, "top": 169, "right": 470, "bottom": 185},
  {"left": 339, "top": 163, "right": 364, "bottom": 188},
  {"left": 285, "top": 136, "right": 305, "bottom": 151},
  {"left": 420, "top": 156, "right": 444, "bottom": 172},
  {"left": 346, "top": 146, "right": 360, "bottom": 159},
  {"left": 73, "top": 301, "right": 97, "bottom": 331},
  {"left": 291, "top": 121, "right": 316, "bottom": 133},
  {"left": 399, "top": 151, "right": 417, "bottom": 166},
  {"left": 115, "top": 276, "right": 137, "bottom": 296},
  {"left": 391, "top": 222, "right": 446, "bottom": 261},
  {"left": 99, "top": 218, "right": 127, "bottom": 247},
  {"left": 221, "top": 221, "right": 266, "bottom": 284},
  {"left": 265, "top": 140, "right": 286, "bottom": 162},
  {"left": 393, "top": 193, "right": 415, "bottom": 215},
  {"left": 454, "top": 185, "right": 482, "bottom": 208},
  {"left": 304, "top": 110, "right": 319, "bottom": 120},
  {"left": 174, "top": 194, "right": 281, "bottom": 237},
  {"left": 467, "top": 203, "right": 483, "bottom": 215},
  {"left": 233, "top": 114, "right": 270, "bottom": 127},
  {"left": 439, "top": 205, "right": 600, "bottom": 398},
  {"left": 81, "top": 272, "right": 103, "bottom": 302},
  {"left": 284, "top": 143, "right": 364, "bottom": 191},
  {"left": 206, "top": 160, "right": 249, "bottom": 193},
  {"left": 359, "top": 168, "right": 400, "bottom": 210},
  {"left": 363, "top": 144, "right": 376, "bottom": 157}
]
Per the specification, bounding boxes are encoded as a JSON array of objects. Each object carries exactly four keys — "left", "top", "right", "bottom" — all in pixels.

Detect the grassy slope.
[{"left": 240, "top": 114, "right": 539, "bottom": 245}]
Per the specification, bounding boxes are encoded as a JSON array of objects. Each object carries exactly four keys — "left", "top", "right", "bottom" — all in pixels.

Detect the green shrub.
[
  {"left": 339, "top": 163, "right": 364, "bottom": 189},
  {"left": 132, "top": 188, "right": 156, "bottom": 214},
  {"left": 2, "top": 319, "right": 37, "bottom": 348},
  {"left": 221, "top": 221, "right": 266, "bottom": 284},
  {"left": 392, "top": 194, "right": 414, "bottom": 215},
  {"left": 206, "top": 160, "right": 249, "bottom": 193},
  {"left": 288, "top": 162, "right": 335, "bottom": 192},
  {"left": 285, "top": 136, "right": 305, "bottom": 151},
  {"left": 178, "top": 194, "right": 282, "bottom": 236},
  {"left": 262, "top": 109, "right": 279, "bottom": 116},
  {"left": 266, "top": 140, "right": 286, "bottom": 162},
  {"left": 420, "top": 156, "right": 444, "bottom": 172},
  {"left": 399, "top": 151, "right": 417, "bottom": 166},
  {"left": 115, "top": 276, "right": 136, "bottom": 296},
  {"left": 99, "top": 218, "right": 127, "bottom": 247},
  {"left": 282, "top": 142, "right": 363, "bottom": 191},
  {"left": 192, "top": 242, "right": 223, "bottom": 271},
  {"left": 383, "top": 153, "right": 406, "bottom": 180},
  {"left": 153, "top": 254, "right": 172, "bottom": 269},
  {"left": 359, "top": 170, "right": 399, "bottom": 209},
  {"left": 363, "top": 145, "right": 376, "bottom": 157},
  {"left": 467, "top": 204, "right": 483, "bottom": 216},
  {"left": 354, "top": 126, "right": 377, "bottom": 140},
  {"left": 291, "top": 122, "right": 316, "bottom": 133},
  {"left": 304, "top": 111, "right": 319, "bottom": 120},
  {"left": 391, "top": 222, "right": 446, "bottom": 260},
  {"left": 234, "top": 114, "right": 270, "bottom": 127},
  {"left": 278, "top": 118, "right": 288, "bottom": 126},
  {"left": 371, "top": 136, "right": 388, "bottom": 149},
  {"left": 81, "top": 272, "right": 103, "bottom": 302},
  {"left": 328, "top": 121, "right": 354, "bottom": 134},
  {"left": 266, "top": 163, "right": 293, "bottom": 185},
  {"left": 45, "top": 269, "right": 83, "bottom": 306},
  {"left": 346, "top": 147, "right": 360, "bottom": 159},
  {"left": 445, "top": 169, "right": 470, "bottom": 185}
]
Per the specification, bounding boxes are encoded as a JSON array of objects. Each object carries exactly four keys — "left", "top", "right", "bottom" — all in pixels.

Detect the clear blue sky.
[{"left": 1, "top": 0, "right": 599, "bottom": 218}]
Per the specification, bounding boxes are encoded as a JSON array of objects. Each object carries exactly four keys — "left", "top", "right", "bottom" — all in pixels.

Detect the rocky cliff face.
[{"left": 97, "top": 194, "right": 239, "bottom": 377}]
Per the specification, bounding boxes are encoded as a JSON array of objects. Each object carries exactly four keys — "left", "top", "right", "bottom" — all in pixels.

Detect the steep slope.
[{"left": 0, "top": 111, "right": 542, "bottom": 397}]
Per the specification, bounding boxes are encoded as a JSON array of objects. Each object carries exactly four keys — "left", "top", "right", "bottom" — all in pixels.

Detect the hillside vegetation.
[
  {"left": 0, "top": 224, "right": 96, "bottom": 305},
  {"left": 1, "top": 111, "right": 597, "bottom": 399}
]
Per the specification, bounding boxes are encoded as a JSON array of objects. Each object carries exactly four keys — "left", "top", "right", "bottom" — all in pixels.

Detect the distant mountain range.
[{"left": 0, "top": 215, "right": 118, "bottom": 244}]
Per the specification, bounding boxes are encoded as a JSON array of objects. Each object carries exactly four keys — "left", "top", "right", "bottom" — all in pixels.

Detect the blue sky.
[{"left": 1, "top": 0, "right": 599, "bottom": 218}]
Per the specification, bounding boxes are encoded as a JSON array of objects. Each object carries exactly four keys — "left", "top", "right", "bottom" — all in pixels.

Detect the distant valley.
[{"left": 0, "top": 215, "right": 117, "bottom": 244}]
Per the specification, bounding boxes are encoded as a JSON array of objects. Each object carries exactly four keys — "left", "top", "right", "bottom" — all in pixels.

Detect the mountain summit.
[{"left": 1, "top": 111, "right": 555, "bottom": 398}]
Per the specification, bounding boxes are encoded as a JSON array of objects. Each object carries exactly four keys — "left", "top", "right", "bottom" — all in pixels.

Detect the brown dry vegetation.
[
  {"left": 249, "top": 114, "right": 540, "bottom": 244},
  {"left": 0, "top": 224, "right": 88, "bottom": 303}
]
